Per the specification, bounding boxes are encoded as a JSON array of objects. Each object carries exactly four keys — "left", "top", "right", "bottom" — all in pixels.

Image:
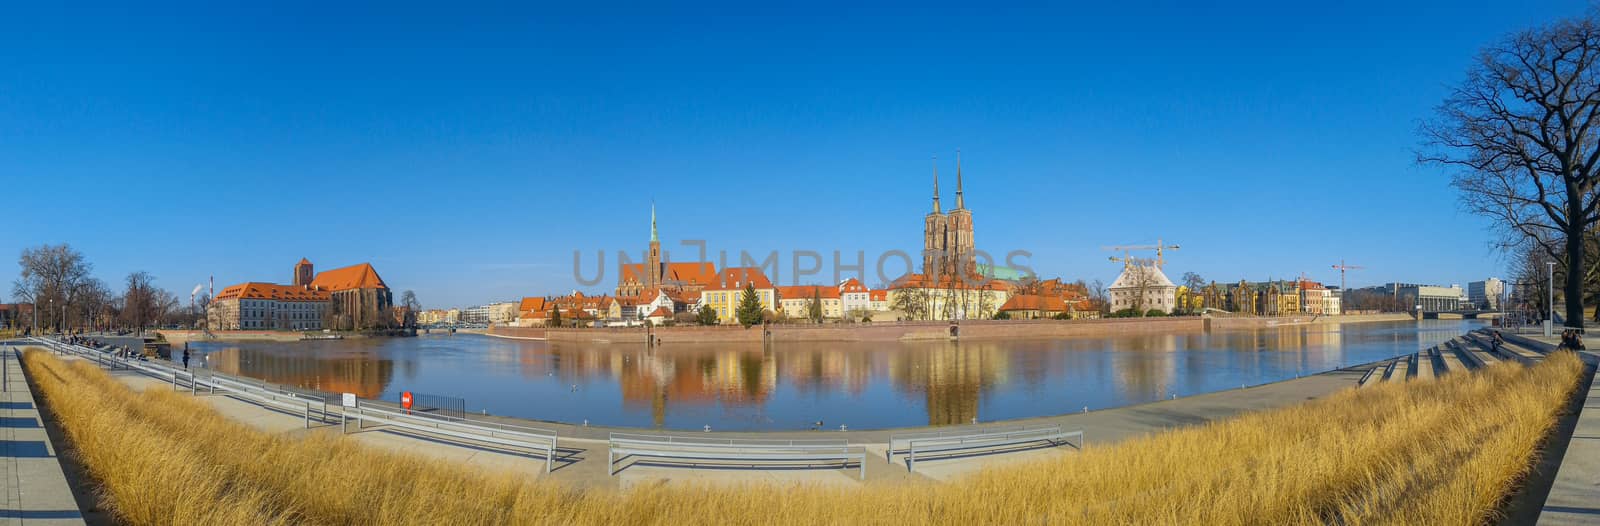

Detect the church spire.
[
  {"left": 931, "top": 156, "right": 942, "bottom": 214},
  {"left": 650, "top": 202, "right": 658, "bottom": 242},
  {"left": 955, "top": 149, "right": 965, "bottom": 209}
]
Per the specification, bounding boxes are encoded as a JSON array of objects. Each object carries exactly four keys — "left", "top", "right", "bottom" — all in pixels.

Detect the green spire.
[{"left": 650, "top": 202, "right": 658, "bottom": 242}]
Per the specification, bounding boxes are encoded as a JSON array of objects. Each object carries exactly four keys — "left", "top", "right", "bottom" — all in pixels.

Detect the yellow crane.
[{"left": 1102, "top": 239, "right": 1181, "bottom": 268}]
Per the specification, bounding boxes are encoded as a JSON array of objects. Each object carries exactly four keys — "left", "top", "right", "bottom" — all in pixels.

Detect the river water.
[{"left": 184, "top": 319, "right": 1481, "bottom": 431}]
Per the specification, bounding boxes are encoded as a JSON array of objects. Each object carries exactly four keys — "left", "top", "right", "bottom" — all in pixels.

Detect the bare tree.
[
  {"left": 1420, "top": 15, "right": 1600, "bottom": 329},
  {"left": 1088, "top": 279, "right": 1109, "bottom": 314},
  {"left": 121, "top": 271, "right": 161, "bottom": 334},
  {"left": 401, "top": 290, "right": 421, "bottom": 312},
  {"left": 14, "top": 244, "right": 92, "bottom": 332}
]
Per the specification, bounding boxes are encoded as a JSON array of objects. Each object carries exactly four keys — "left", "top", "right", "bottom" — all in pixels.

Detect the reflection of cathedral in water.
[
  {"left": 889, "top": 342, "right": 1009, "bottom": 426},
  {"left": 206, "top": 347, "right": 396, "bottom": 398},
  {"left": 614, "top": 349, "right": 777, "bottom": 427}
]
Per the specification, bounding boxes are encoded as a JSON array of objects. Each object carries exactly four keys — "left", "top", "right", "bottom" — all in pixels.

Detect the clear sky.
[{"left": 1, "top": 2, "right": 1589, "bottom": 308}]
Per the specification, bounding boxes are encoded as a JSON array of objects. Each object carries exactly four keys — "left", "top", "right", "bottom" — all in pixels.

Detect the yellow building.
[
  {"left": 698, "top": 267, "right": 777, "bottom": 324},
  {"left": 886, "top": 273, "right": 1010, "bottom": 321}
]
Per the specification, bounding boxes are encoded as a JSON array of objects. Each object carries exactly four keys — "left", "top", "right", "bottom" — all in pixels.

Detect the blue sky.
[{"left": 0, "top": 1, "right": 1587, "bottom": 308}]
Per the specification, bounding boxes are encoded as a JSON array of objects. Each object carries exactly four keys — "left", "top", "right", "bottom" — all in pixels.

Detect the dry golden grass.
[{"left": 22, "top": 348, "right": 1586, "bottom": 526}]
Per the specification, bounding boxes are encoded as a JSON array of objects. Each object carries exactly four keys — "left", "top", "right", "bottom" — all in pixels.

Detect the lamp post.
[{"left": 1547, "top": 261, "right": 1556, "bottom": 337}]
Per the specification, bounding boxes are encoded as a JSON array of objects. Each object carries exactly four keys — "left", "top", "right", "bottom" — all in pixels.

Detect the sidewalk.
[
  {"left": 1524, "top": 334, "right": 1600, "bottom": 525},
  {"left": 0, "top": 347, "right": 83, "bottom": 525}
]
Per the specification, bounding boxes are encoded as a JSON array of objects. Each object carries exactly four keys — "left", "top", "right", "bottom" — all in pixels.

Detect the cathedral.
[
  {"left": 923, "top": 152, "right": 977, "bottom": 277},
  {"left": 615, "top": 206, "right": 718, "bottom": 298}
]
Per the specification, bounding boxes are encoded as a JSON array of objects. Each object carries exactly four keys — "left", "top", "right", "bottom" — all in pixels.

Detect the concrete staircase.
[{"left": 1355, "top": 329, "right": 1553, "bottom": 388}]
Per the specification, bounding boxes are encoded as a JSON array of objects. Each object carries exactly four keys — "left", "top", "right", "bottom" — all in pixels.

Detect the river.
[{"left": 184, "top": 319, "right": 1481, "bottom": 431}]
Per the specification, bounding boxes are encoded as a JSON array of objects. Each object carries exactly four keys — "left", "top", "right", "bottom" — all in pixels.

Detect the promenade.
[
  {"left": 1517, "top": 333, "right": 1600, "bottom": 526},
  {"left": 0, "top": 347, "right": 84, "bottom": 525}
]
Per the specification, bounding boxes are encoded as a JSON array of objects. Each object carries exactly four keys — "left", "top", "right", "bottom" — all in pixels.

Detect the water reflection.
[
  {"left": 205, "top": 345, "right": 397, "bottom": 398},
  {"left": 189, "top": 319, "right": 1481, "bottom": 431}
]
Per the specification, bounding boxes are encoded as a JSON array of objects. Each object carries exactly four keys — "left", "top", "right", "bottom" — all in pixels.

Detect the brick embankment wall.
[
  {"left": 529, "top": 317, "right": 1205, "bottom": 344},
  {"left": 483, "top": 326, "right": 549, "bottom": 340},
  {"left": 1206, "top": 313, "right": 1416, "bottom": 331}
]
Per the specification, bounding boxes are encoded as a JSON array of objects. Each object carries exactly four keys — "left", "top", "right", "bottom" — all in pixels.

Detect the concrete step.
[
  {"left": 1448, "top": 339, "right": 1488, "bottom": 370},
  {"left": 1359, "top": 365, "right": 1383, "bottom": 388},
  {"left": 1414, "top": 349, "right": 1436, "bottom": 381},
  {"left": 1437, "top": 346, "right": 1468, "bottom": 375},
  {"left": 1387, "top": 355, "right": 1411, "bottom": 383},
  {"left": 1465, "top": 334, "right": 1534, "bottom": 366}
]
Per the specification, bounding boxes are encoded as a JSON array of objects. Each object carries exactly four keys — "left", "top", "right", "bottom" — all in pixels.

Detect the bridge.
[{"left": 1418, "top": 310, "right": 1502, "bottom": 320}]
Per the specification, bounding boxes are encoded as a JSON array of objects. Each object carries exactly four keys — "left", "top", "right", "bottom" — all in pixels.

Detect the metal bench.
[
  {"left": 346, "top": 403, "right": 560, "bottom": 472},
  {"left": 607, "top": 433, "right": 866, "bottom": 479},
  {"left": 887, "top": 424, "right": 1082, "bottom": 472}
]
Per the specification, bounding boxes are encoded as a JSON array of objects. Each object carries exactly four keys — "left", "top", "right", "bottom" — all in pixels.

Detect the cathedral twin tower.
[{"left": 923, "top": 152, "right": 977, "bottom": 278}]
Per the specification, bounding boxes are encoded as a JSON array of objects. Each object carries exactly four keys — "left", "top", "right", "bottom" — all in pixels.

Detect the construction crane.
[
  {"left": 1102, "top": 239, "right": 1181, "bottom": 268},
  {"left": 1331, "top": 259, "right": 1365, "bottom": 296},
  {"left": 1107, "top": 254, "right": 1156, "bottom": 269}
]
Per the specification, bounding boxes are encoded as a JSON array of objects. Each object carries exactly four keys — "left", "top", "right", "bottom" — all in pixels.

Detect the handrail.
[
  {"left": 609, "top": 432, "right": 845, "bottom": 448},
  {"left": 607, "top": 432, "right": 865, "bottom": 479},
  {"left": 887, "top": 424, "right": 1082, "bottom": 472}
]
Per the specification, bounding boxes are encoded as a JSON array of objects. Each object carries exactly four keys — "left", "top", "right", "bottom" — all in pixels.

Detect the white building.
[
  {"left": 869, "top": 290, "right": 889, "bottom": 311},
  {"left": 1108, "top": 263, "right": 1178, "bottom": 314},
  {"left": 1468, "top": 278, "right": 1504, "bottom": 310},
  {"left": 487, "top": 302, "right": 519, "bottom": 324},
  {"left": 208, "top": 282, "right": 329, "bottom": 331},
  {"left": 839, "top": 278, "right": 872, "bottom": 317}
]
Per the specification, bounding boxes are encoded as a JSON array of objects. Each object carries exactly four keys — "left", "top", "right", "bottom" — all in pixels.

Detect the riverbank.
[{"left": 489, "top": 312, "right": 1417, "bottom": 344}]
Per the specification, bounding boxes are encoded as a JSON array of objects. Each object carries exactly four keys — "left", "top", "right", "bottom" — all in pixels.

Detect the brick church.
[{"left": 923, "top": 152, "right": 977, "bottom": 277}]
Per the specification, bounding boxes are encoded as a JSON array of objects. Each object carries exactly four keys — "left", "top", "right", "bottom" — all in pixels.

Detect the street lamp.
[{"left": 1547, "top": 261, "right": 1556, "bottom": 337}]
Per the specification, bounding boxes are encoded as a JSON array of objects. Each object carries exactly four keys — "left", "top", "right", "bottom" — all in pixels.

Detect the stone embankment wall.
[
  {"left": 1205, "top": 312, "right": 1415, "bottom": 331},
  {"left": 504, "top": 317, "right": 1206, "bottom": 345}
]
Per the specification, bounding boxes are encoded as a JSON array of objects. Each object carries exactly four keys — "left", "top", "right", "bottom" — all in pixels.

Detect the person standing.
[{"left": 182, "top": 347, "right": 191, "bottom": 369}]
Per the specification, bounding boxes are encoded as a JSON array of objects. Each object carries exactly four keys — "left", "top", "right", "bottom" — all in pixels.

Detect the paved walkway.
[
  {"left": 1518, "top": 334, "right": 1600, "bottom": 526},
  {"left": 0, "top": 347, "right": 83, "bottom": 525}
]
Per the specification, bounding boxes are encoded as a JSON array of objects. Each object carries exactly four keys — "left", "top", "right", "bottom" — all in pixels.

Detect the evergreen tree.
[
  {"left": 696, "top": 306, "right": 719, "bottom": 326},
  {"left": 736, "top": 282, "right": 764, "bottom": 328},
  {"left": 548, "top": 308, "right": 562, "bottom": 328}
]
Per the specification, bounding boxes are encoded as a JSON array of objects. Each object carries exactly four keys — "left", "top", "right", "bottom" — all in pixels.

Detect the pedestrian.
[
  {"left": 1491, "top": 331, "right": 1502, "bottom": 353},
  {"left": 182, "top": 348, "right": 190, "bottom": 369}
]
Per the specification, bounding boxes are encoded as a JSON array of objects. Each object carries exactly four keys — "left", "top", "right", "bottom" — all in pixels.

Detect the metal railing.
[
  {"left": 888, "top": 424, "right": 1082, "bottom": 472},
  {"left": 344, "top": 402, "right": 559, "bottom": 472},
  {"left": 28, "top": 336, "right": 560, "bottom": 472},
  {"left": 607, "top": 432, "right": 865, "bottom": 479}
]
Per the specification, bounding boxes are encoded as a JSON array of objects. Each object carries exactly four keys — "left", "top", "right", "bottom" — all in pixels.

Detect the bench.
[
  {"left": 887, "top": 425, "right": 1082, "bottom": 472},
  {"left": 607, "top": 433, "right": 865, "bottom": 479},
  {"left": 347, "top": 403, "right": 560, "bottom": 472}
]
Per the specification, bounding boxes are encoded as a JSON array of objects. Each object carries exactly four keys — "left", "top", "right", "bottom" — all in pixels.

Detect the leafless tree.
[
  {"left": 14, "top": 244, "right": 92, "bottom": 331},
  {"left": 1088, "top": 279, "right": 1109, "bottom": 314},
  {"left": 1420, "top": 14, "right": 1600, "bottom": 328}
]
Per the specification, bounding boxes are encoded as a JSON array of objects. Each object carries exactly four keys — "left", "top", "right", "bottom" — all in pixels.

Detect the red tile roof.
[
  {"left": 647, "top": 306, "right": 673, "bottom": 318},
  {"left": 518, "top": 296, "right": 547, "bottom": 313},
  {"left": 215, "top": 282, "right": 332, "bottom": 302},
  {"left": 839, "top": 278, "right": 868, "bottom": 294},
  {"left": 310, "top": 263, "right": 388, "bottom": 291},
  {"left": 870, "top": 289, "right": 888, "bottom": 301},
  {"left": 889, "top": 273, "right": 1008, "bottom": 291},
  {"left": 620, "top": 262, "right": 719, "bottom": 286},
  {"left": 707, "top": 267, "right": 774, "bottom": 291},
  {"left": 777, "top": 285, "right": 840, "bottom": 300}
]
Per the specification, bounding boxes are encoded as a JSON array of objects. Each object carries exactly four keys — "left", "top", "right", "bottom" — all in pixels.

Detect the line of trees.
[{"left": 10, "top": 244, "right": 191, "bottom": 333}]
